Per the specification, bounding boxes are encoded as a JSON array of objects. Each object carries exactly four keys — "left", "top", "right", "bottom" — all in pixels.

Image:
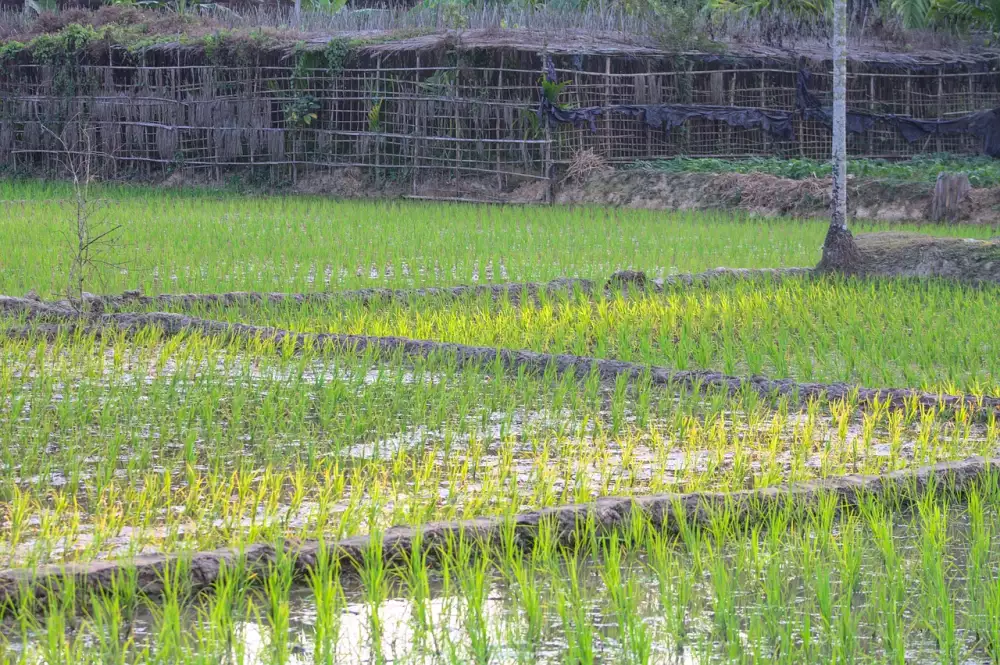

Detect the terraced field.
[{"left": 1, "top": 184, "right": 999, "bottom": 664}]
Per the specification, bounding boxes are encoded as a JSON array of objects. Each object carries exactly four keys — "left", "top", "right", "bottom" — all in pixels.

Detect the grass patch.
[
  {"left": 0, "top": 182, "right": 996, "bottom": 298},
  {"left": 632, "top": 154, "right": 1000, "bottom": 188}
]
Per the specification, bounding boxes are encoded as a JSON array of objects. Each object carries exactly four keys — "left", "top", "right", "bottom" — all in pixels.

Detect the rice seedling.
[
  {"left": 2, "top": 181, "right": 996, "bottom": 299},
  {"left": 4, "top": 187, "right": 1000, "bottom": 664},
  {"left": 0, "top": 326, "right": 992, "bottom": 570},
  {"left": 138, "top": 274, "right": 1000, "bottom": 395},
  {"left": 0, "top": 476, "right": 995, "bottom": 663}
]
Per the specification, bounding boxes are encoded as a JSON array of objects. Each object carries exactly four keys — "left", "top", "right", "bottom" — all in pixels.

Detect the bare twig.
[{"left": 39, "top": 116, "right": 124, "bottom": 312}]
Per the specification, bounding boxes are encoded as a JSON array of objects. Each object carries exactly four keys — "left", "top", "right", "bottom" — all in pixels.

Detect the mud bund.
[{"left": 0, "top": 457, "right": 996, "bottom": 607}]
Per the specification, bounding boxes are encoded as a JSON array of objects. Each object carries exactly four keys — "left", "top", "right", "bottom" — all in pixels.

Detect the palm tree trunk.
[{"left": 819, "top": 0, "right": 862, "bottom": 272}]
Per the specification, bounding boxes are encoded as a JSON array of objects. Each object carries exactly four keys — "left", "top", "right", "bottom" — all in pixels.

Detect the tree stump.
[{"left": 930, "top": 172, "right": 971, "bottom": 223}]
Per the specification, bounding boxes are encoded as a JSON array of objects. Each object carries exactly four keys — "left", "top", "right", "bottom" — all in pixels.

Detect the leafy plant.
[
  {"left": 633, "top": 154, "right": 1000, "bottom": 187},
  {"left": 540, "top": 77, "right": 571, "bottom": 107},
  {"left": 324, "top": 37, "right": 352, "bottom": 74},
  {"left": 367, "top": 98, "right": 383, "bottom": 132},
  {"left": 284, "top": 94, "right": 320, "bottom": 128},
  {"left": 893, "top": 0, "right": 934, "bottom": 28},
  {"left": 306, "top": 0, "right": 349, "bottom": 12},
  {"left": 933, "top": 0, "right": 1000, "bottom": 35}
]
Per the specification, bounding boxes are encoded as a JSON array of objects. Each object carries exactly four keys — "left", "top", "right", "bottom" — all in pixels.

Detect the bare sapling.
[{"left": 41, "top": 116, "right": 124, "bottom": 314}]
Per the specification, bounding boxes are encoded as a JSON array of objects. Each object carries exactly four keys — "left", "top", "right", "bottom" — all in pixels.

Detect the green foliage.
[
  {"left": 302, "top": 0, "right": 349, "bottom": 11},
  {"left": 540, "top": 77, "right": 571, "bottom": 107},
  {"left": 420, "top": 68, "right": 458, "bottom": 96},
  {"left": 203, "top": 31, "right": 238, "bottom": 66},
  {"left": 18, "top": 24, "right": 103, "bottom": 96},
  {"left": 0, "top": 41, "right": 25, "bottom": 66},
  {"left": 634, "top": 154, "right": 1000, "bottom": 188},
  {"left": 291, "top": 40, "right": 310, "bottom": 83},
  {"left": 284, "top": 94, "right": 320, "bottom": 128},
  {"left": 122, "top": 0, "right": 217, "bottom": 15},
  {"left": 0, "top": 20, "right": 185, "bottom": 67},
  {"left": 201, "top": 30, "right": 269, "bottom": 67},
  {"left": 712, "top": 0, "right": 829, "bottom": 19},
  {"left": 645, "top": 0, "right": 716, "bottom": 49},
  {"left": 367, "top": 98, "right": 383, "bottom": 132},
  {"left": 416, "top": 0, "right": 473, "bottom": 27},
  {"left": 893, "top": 0, "right": 934, "bottom": 28},
  {"left": 932, "top": 0, "right": 1000, "bottom": 35},
  {"left": 27, "top": 23, "right": 101, "bottom": 65},
  {"left": 323, "top": 37, "right": 352, "bottom": 74},
  {"left": 517, "top": 108, "right": 544, "bottom": 140}
]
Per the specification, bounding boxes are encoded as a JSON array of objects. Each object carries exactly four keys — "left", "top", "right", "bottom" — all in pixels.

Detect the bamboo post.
[
  {"left": 542, "top": 54, "right": 553, "bottom": 203},
  {"left": 604, "top": 56, "right": 612, "bottom": 159},
  {"left": 375, "top": 55, "right": 382, "bottom": 183},
  {"left": 645, "top": 61, "right": 652, "bottom": 160},
  {"left": 454, "top": 61, "right": 461, "bottom": 180},
  {"left": 969, "top": 71, "right": 975, "bottom": 155},
  {"left": 868, "top": 74, "right": 875, "bottom": 157},
  {"left": 831, "top": 0, "right": 848, "bottom": 234},
  {"left": 937, "top": 68, "right": 944, "bottom": 154},
  {"left": 213, "top": 67, "right": 221, "bottom": 183},
  {"left": 574, "top": 66, "right": 584, "bottom": 154},
  {"left": 496, "top": 55, "right": 503, "bottom": 190},
  {"left": 931, "top": 172, "right": 971, "bottom": 221},
  {"left": 543, "top": 122, "right": 553, "bottom": 203},
  {"left": 969, "top": 71, "right": 975, "bottom": 113},
  {"left": 798, "top": 69, "right": 806, "bottom": 158},
  {"left": 758, "top": 70, "right": 765, "bottom": 155},
  {"left": 413, "top": 54, "right": 421, "bottom": 196}
]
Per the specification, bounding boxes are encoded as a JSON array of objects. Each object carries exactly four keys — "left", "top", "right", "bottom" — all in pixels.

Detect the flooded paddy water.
[
  {"left": 3, "top": 191, "right": 1000, "bottom": 663},
  {"left": 5, "top": 494, "right": 1000, "bottom": 664},
  {"left": 0, "top": 335, "right": 995, "bottom": 570}
]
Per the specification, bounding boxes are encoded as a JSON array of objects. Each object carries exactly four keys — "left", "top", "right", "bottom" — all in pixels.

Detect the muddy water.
[
  {"left": 4, "top": 505, "right": 994, "bottom": 664},
  {"left": 2, "top": 350, "right": 994, "bottom": 569}
]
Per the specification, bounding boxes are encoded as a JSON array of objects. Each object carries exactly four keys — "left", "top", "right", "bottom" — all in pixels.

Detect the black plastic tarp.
[
  {"left": 539, "top": 60, "right": 1000, "bottom": 157},
  {"left": 538, "top": 99, "right": 795, "bottom": 139},
  {"left": 795, "top": 69, "right": 1000, "bottom": 156}
]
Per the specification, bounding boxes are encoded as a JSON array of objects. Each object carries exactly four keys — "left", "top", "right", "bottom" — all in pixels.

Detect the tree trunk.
[
  {"left": 930, "top": 172, "right": 971, "bottom": 222},
  {"left": 819, "top": 0, "right": 862, "bottom": 273}
]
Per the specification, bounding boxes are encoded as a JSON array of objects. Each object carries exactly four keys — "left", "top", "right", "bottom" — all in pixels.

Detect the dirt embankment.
[
  {"left": 850, "top": 232, "right": 1000, "bottom": 281},
  {"left": 0, "top": 456, "right": 995, "bottom": 608},
  {"left": 204, "top": 167, "right": 1000, "bottom": 223},
  {"left": 556, "top": 170, "right": 1000, "bottom": 224},
  {"left": 163, "top": 168, "right": 553, "bottom": 205}
]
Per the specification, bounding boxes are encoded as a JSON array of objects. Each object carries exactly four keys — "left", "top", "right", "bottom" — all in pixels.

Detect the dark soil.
[{"left": 817, "top": 225, "right": 863, "bottom": 273}]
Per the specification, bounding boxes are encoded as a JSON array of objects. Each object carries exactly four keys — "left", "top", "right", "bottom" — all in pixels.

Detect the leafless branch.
[{"left": 39, "top": 114, "right": 126, "bottom": 313}]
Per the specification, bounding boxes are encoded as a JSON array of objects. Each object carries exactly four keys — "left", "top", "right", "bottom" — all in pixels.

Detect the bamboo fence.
[{"left": 1, "top": 43, "right": 998, "bottom": 192}]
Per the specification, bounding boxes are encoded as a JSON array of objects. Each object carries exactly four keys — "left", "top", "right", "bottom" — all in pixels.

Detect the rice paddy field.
[{"left": 2, "top": 182, "right": 1000, "bottom": 664}]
